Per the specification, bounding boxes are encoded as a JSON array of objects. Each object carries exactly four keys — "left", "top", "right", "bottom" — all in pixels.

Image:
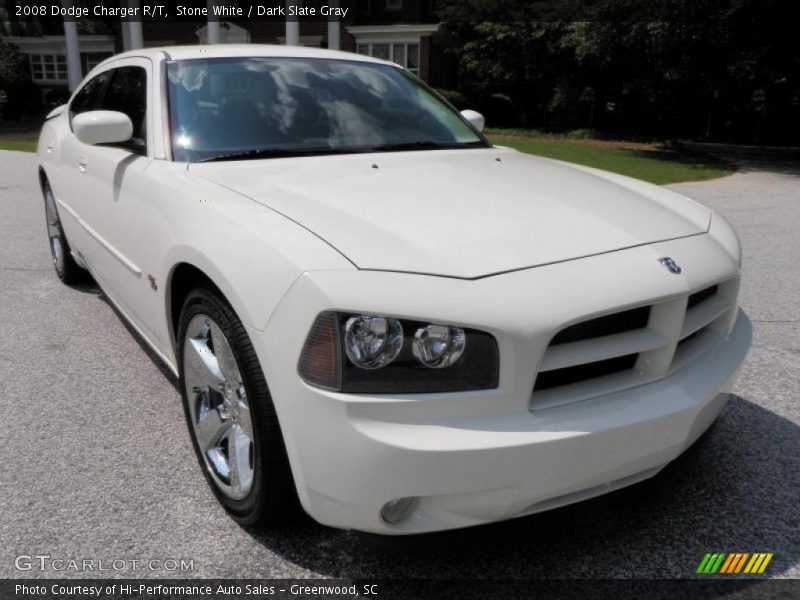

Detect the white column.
[
  {"left": 121, "top": 21, "right": 132, "bottom": 50},
  {"left": 206, "top": 0, "right": 221, "bottom": 44},
  {"left": 327, "top": 0, "right": 340, "bottom": 50},
  {"left": 285, "top": 0, "right": 299, "bottom": 45},
  {"left": 206, "top": 20, "right": 221, "bottom": 44},
  {"left": 127, "top": 0, "right": 143, "bottom": 49},
  {"left": 62, "top": 2, "right": 82, "bottom": 91},
  {"left": 128, "top": 21, "right": 144, "bottom": 49}
]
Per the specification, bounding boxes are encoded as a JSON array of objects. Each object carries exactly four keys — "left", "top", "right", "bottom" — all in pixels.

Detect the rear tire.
[
  {"left": 177, "top": 286, "right": 299, "bottom": 526},
  {"left": 42, "top": 180, "right": 88, "bottom": 284}
]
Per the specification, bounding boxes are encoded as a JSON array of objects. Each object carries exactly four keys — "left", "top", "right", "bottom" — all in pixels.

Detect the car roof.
[{"left": 99, "top": 44, "right": 394, "bottom": 68}]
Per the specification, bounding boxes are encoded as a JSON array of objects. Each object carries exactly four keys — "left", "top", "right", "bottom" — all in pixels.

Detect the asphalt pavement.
[{"left": 0, "top": 148, "right": 798, "bottom": 581}]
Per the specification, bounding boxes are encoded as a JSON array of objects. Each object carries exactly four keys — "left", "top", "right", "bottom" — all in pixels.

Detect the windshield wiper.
[
  {"left": 199, "top": 147, "right": 350, "bottom": 163},
  {"left": 198, "top": 141, "right": 485, "bottom": 162},
  {"left": 367, "top": 141, "right": 484, "bottom": 152}
]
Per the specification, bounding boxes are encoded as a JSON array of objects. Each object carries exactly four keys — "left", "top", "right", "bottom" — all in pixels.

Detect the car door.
[
  {"left": 56, "top": 70, "right": 112, "bottom": 264},
  {"left": 64, "top": 59, "right": 160, "bottom": 338},
  {"left": 86, "top": 58, "right": 184, "bottom": 354}
]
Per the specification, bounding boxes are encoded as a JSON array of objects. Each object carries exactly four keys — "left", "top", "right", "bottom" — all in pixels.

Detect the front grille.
[
  {"left": 534, "top": 354, "right": 638, "bottom": 391},
  {"left": 677, "top": 328, "right": 703, "bottom": 348},
  {"left": 531, "top": 279, "right": 737, "bottom": 411},
  {"left": 687, "top": 284, "right": 718, "bottom": 310},
  {"left": 550, "top": 306, "right": 650, "bottom": 345}
]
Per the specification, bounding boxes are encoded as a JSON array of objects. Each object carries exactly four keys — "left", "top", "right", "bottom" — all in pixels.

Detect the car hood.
[{"left": 191, "top": 147, "right": 711, "bottom": 279}]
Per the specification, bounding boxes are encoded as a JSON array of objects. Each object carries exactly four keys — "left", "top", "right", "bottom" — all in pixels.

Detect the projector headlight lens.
[
  {"left": 343, "top": 315, "right": 403, "bottom": 369},
  {"left": 412, "top": 324, "right": 466, "bottom": 368}
]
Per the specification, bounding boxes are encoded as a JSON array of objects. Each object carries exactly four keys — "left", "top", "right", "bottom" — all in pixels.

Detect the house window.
[
  {"left": 406, "top": 44, "right": 419, "bottom": 73},
  {"left": 392, "top": 44, "right": 405, "bottom": 66},
  {"left": 83, "top": 52, "right": 112, "bottom": 74},
  {"left": 370, "top": 44, "right": 390, "bottom": 61},
  {"left": 356, "top": 42, "right": 420, "bottom": 76},
  {"left": 385, "top": 0, "right": 402, "bottom": 10},
  {"left": 30, "top": 54, "right": 68, "bottom": 81}
]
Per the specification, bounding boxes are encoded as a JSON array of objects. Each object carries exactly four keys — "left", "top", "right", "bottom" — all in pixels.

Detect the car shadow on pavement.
[
  {"left": 243, "top": 395, "right": 799, "bottom": 582},
  {"left": 92, "top": 289, "right": 180, "bottom": 388}
]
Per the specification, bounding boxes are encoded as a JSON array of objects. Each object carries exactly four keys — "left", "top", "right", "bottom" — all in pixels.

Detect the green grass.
[
  {"left": 0, "top": 139, "right": 37, "bottom": 153},
  {"left": 487, "top": 130, "right": 734, "bottom": 185}
]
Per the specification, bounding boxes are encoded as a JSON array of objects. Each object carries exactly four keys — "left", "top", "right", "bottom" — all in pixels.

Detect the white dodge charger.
[{"left": 37, "top": 45, "right": 751, "bottom": 534}]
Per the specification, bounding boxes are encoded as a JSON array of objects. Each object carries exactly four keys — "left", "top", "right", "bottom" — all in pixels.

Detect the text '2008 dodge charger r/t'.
[{"left": 37, "top": 45, "right": 750, "bottom": 535}]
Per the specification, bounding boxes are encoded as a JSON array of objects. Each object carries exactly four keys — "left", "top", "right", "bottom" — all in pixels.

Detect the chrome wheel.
[
  {"left": 44, "top": 186, "right": 65, "bottom": 276},
  {"left": 183, "top": 314, "right": 254, "bottom": 500}
]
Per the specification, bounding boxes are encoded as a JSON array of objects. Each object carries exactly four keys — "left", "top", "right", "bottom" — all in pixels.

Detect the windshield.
[{"left": 167, "top": 57, "right": 487, "bottom": 162}]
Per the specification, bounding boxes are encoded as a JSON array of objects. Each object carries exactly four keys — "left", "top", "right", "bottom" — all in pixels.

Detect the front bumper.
[{"left": 250, "top": 234, "right": 751, "bottom": 534}]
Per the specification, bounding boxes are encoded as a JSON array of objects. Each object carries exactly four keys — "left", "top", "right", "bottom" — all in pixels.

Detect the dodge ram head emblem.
[{"left": 658, "top": 257, "right": 682, "bottom": 274}]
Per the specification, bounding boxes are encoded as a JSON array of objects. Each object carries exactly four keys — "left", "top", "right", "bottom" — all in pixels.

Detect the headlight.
[
  {"left": 298, "top": 312, "right": 499, "bottom": 393},
  {"left": 344, "top": 315, "right": 403, "bottom": 369},
  {"left": 412, "top": 324, "right": 465, "bottom": 368}
]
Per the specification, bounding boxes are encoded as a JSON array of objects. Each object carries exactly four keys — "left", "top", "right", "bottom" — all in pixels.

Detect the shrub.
[
  {"left": 44, "top": 88, "right": 71, "bottom": 109},
  {"left": 2, "top": 80, "right": 43, "bottom": 119},
  {"left": 0, "top": 38, "right": 42, "bottom": 120},
  {"left": 484, "top": 93, "right": 517, "bottom": 128},
  {"left": 565, "top": 128, "right": 599, "bottom": 139},
  {"left": 436, "top": 88, "right": 469, "bottom": 110}
]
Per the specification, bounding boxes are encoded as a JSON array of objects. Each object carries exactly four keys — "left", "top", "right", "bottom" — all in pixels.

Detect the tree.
[
  {"left": 0, "top": 36, "right": 42, "bottom": 119},
  {"left": 434, "top": 0, "right": 800, "bottom": 144},
  {"left": 0, "top": 35, "right": 28, "bottom": 88}
]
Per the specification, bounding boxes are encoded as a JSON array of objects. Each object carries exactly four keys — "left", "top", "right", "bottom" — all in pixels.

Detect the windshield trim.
[
  {"left": 165, "top": 56, "right": 492, "bottom": 163},
  {"left": 197, "top": 141, "right": 490, "bottom": 163}
]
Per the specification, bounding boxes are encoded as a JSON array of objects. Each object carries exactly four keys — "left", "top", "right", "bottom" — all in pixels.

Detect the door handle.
[{"left": 78, "top": 156, "right": 87, "bottom": 173}]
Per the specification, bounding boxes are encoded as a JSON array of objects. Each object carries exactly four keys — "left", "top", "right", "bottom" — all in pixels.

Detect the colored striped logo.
[{"left": 696, "top": 552, "right": 773, "bottom": 574}]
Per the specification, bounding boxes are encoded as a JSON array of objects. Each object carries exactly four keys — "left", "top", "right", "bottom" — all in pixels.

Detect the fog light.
[
  {"left": 412, "top": 324, "right": 466, "bottom": 368},
  {"left": 380, "top": 497, "right": 417, "bottom": 524}
]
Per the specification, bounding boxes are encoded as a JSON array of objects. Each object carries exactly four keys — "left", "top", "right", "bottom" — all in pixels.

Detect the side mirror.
[
  {"left": 73, "top": 110, "right": 133, "bottom": 146},
  {"left": 460, "top": 109, "right": 485, "bottom": 133}
]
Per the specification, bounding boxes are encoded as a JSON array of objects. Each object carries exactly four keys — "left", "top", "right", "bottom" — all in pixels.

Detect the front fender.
[{"left": 158, "top": 169, "right": 354, "bottom": 355}]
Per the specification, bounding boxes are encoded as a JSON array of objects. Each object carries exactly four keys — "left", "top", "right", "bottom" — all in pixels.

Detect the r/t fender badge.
[
  {"left": 147, "top": 274, "right": 158, "bottom": 291},
  {"left": 658, "top": 257, "right": 682, "bottom": 274}
]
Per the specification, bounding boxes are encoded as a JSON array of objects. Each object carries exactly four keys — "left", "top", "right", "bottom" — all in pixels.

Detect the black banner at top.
[
  {"left": 4, "top": 0, "right": 797, "bottom": 23},
  {"left": 9, "top": 1, "right": 361, "bottom": 23}
]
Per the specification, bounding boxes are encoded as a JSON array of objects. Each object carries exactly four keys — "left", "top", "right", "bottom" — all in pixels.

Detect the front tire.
[
  {"left": 42, "top": 180, "right": 87, "bottom": 284},
  {"left": 178, "top": 286, "right": 298, "bottom": 526}
]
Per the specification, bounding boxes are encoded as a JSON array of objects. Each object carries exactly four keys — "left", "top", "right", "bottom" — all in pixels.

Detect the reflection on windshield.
[{"left": 167, "top": 57, "right": 486, "bottom": 162}]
